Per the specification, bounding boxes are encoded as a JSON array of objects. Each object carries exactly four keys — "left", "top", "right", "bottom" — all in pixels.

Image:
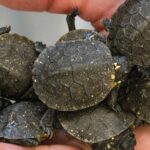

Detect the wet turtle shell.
[
  {"left": 0, "top": 101, "right": 53, "bottom": 146},
  {"left": 0, "top": 28, "right": 37, "bottom": 98},
  {"left": 58, "top": 29, "right": 91, "bottom": 41},
  {"left": 32, "top": 39, "right": 115, "bottom": 111},
  {"left": 58, "top": 103, "right": 135, "bottom": 143},
  {"left": 108, "top": 0, "right": 150, "bottom": 66},
  {"left": 58, "top": 29, "right": 106, "bottom": 43},
  {"left": 119, "top": 66, "right": 150, "bottom": 123},
  {"left": 60, "top": 29, "right": 131, "bottom": 111}
]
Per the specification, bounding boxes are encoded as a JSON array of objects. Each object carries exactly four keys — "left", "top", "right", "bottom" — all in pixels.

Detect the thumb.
[
  {"left": 134, "top": 125, "right": 150, "bottom": 150},
  {"left": 0, "top": 143, "right": 80, "bottom": 150}
]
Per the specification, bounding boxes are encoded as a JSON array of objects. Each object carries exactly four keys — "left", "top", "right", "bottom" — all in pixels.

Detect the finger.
[
  {"left": 43, "top": 129, "right": 92, "bottom": 150},
  {"left": 0, "top": 0, "right": 76, "bottom": 13},
  {"left": 35, "top": 144, "right": 80, "bottom": 150},
  {"left": 79, "top": 0, "right": 125, "bottom": 21},
  {"left": 0, "top": 0, "right": 125, "bottom": 32},
  {"left": 134, "top": 125, "right": 150, "bottom": 150},
  {"left": 0, "top": 0, "right": 49, "bottom": 11},
  {"left": 90, "top": 0, "right": 125, "bottom": 32},
  {"left": 0, "top": 143, "right": 80, "bottom": 150},
  {"left": 0, "top": 129, "right": 91, "bottom": 150}
]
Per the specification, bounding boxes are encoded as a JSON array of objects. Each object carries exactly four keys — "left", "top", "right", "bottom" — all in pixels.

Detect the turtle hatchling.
[
  {"left": 0, "top": 26, "right": 37, "bottom": 99},
  {"left": 32, "top": 38, "right": 115, "bottom": 111},
  {"left": 108, "top": 0, "right": 150, "bottom": 66},
  {"left": 58, "top": 103, "right": 135, "bottom": 144},
  {"left": 0, "top": 101, "right": 54, "bottom": 146},
  {"left": 119, "top": 66, "right": 150, "bottom": 124},
  {"left": 32, "top": 8, "right": 129, "bottom": 112}
]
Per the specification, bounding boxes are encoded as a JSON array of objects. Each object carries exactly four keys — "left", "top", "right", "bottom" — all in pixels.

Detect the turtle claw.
[
  {"left": 40, "top": 109, "right": 54, "bottom": 138},
  {"left": 102, "top": 18, "right": 111, "bottom": 32},
  {"left": 35, "top": 41, "right": 46, "bottom": 53},
  {"left": 40, "top": 121, "right": 53, "bottom": 138},
  {"left": 84, "top": 30, "right": 107, "bottom": 43},
  {"left": 0, "top": 26, "right": 11, "bottom": 35}
]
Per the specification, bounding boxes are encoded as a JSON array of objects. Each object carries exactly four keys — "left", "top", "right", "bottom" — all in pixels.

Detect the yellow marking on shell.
[
  {"left": 111, "top": 74, "right": 115, "bottom": 80},
  {"left": 131, "top": 125, "right": 136, "bottom": 129},
  {"left": 137, "top": 112, "right": 141, "bottom": 115},
  {"left": 111, "top": 82, "right": 117, "bottom": 88},
  {"left": 88, "top": 133, "right": 92, "bottom": 135},
  {"left": 115, "top": 65, "right": 121, "bottom": 70},
  {"left": 117, "top": 81, "right": 122, "bottom": 84},
  {"left": 114, "top": 62, "right": 117, "bottom": 66},
  {"left": 114, "top": 62, "right": 121, "bottom": 70},
  {"left": 107, "top": 144, "right": 111, "bottom": 149},
  {"left": 73, "top": 106, "right": 77, "bottom": 110}
]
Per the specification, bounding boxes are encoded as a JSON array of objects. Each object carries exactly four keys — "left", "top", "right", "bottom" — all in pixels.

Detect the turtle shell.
[
  {"left": 120, "top": 66, "right": 150, "bottom": 123},
  {"left": 0, "top": 101, "right": 53, "bottom": 146},
  {"left": 92, "top": 128, "right": 135, "bottom": 150},
  {"left": 0, "top": 33, "right": 37, "bottom": 98},
  {"left": 58, "top": 29, "right": 90, "bottom": 41},
  {"left": 58, "top": 104, "right": 135, "bottom": 143},
  {"left": 32, "top": 39, "right": 115, "bottom": 111},
  {"left": 59, "top": 29, "right": 128, "bottom": 82},
  {"left": 108, "top": 0, "right": 150, "bottom": 66},
  {"left": 58, "top": 29, "right": 106, "bottom": 42}
]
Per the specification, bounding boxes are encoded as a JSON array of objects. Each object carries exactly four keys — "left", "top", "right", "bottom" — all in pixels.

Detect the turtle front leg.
[
  {"left": 116, "top": 129, "right": 136, "bottom": 150},
  {"left": 35, "top": 41, "right": 46, "bottom": 53},
  {"left": 66, "top": 8, "right": 79, "bottom": 31},
  {"left": 40, "top": 108, "right": 55, "bottom": 139},
  {"left": 0, "top": 26, "right": 11, "bottom": 35},
  {"left": 102, "top": 18, "right": 111, "bottom": 32},
  {"left": 107, "top": 86, "right": 122, "bottom": 112}
]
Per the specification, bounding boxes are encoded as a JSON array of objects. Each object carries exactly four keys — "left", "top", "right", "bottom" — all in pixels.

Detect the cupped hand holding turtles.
[{"left": 0, "top": 0, "right": 149, "bottom": 150}]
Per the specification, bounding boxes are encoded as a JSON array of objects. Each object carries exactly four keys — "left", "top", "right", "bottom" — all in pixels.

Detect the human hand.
[
  {"left": 0, "top": 0, "right": 125, "bottom": 31},
  {"left": 0, "top": 129, "right": 92, "bottom": 150},
  {"left": 0, "top": 126, "right": 149, "bottom": 150}
]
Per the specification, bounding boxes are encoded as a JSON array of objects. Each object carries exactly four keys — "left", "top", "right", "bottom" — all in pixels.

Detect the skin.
[
  {"left": 0, "top": 0, "right": 125, "bottom": 31},
  {"left": 0, "top": 0, "right": 149, "bottom": 150}
]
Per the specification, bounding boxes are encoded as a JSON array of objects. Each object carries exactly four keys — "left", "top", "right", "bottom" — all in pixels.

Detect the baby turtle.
[
  {"left": 0, "top": 26, "right": 37, "bottom": 98},
  {"left": 59, "top": 29, "right": 130, "bottom": 112},
  {"left": 92, "top": 128, "right": 135, "bottom": 150},
  {"left": 32, "top": 39, "right": 115, "bottom": 111},
  {"left": 108, "top": 0, "right": 150, "bottom": 66},
  {"left": 0, "top": 101, "right": 54, "bottom": 146},
  {"left": 57, "top": 103, "right": 135, "bottom": 144},
  {"left": 32, "top": 9, "right": 130, "bottom": 111},
  {"left": 119, "top": 66, "right": 150, "bottom": 124}
]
